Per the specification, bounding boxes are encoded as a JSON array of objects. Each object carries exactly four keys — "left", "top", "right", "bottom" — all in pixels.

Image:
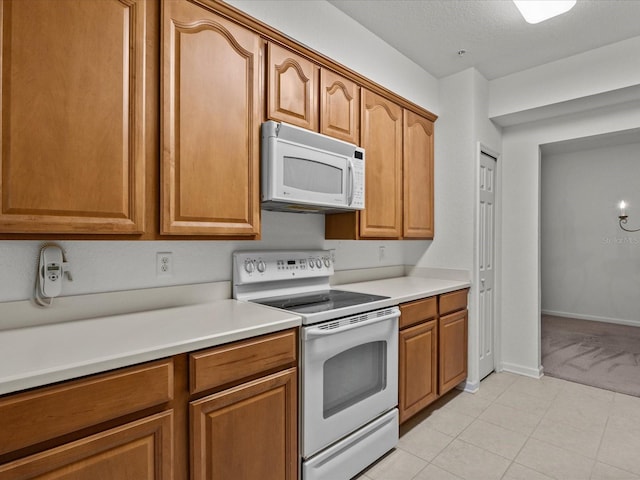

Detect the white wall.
[
  {"left": 541, "top": 141, "right": 640, "bottom": 326},
  {"left": 489, "top": 37, "right": 640, "bottom": 120},
  {"left": 414, "top": 68, "right": 502, "bottom": 390},
  {"left": 226, "top": 0, "right": 439, "bottom": 113},
  {"left": 0, "top": 1, "right": 440, "bottom": 304},
  {"left": 0, "top": 212, "right": 423, "bottom": 303}
]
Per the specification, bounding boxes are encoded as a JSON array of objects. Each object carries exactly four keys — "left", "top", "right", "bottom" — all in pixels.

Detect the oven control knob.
[
  {"left": 308, "top": 258, "right": 315, "bottom": 268},
  {"left": 244, "top": 259, "right": 255, "bottom": 273},
  {"left": 323, "top": 257, "right": 331, "bottom": 268},
  {"left": 256, "top": 260, "right": 266, "bottom": 273},
  {"left": 315, "top": 259, "right": 322, "bottom": 268}
]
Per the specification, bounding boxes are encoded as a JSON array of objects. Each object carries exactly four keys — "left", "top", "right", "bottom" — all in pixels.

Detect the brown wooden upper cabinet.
[
  {"left": 325, "top": 101, "right": 435, "bottom": 240},
  {"left": 320, "top": 69, "right": 360, "bottom": 144},
  {"left": 161, "top": 0, "right": 261, "bottom": 236},
  {"left": 325, "top": 89, "right": 404, "bottom": 239},
  {"left": 360, "top": 90, "right": 403, "bottom": 238},
  {"left": 267, "top": 42, "right": 360, "bottom": 145},
  {"left": 403, "top": 110, "right": 435, "bottom": 238},
  {"left": 0, "top": 0, "right": 147, "bottom": 234},
  {"left": 267, "top": 43, "right": 319, "bottom": 131}
]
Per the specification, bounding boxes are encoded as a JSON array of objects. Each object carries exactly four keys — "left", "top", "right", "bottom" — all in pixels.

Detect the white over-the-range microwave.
[{"left": 261, "top": 120, "right": 365, "bottom": 213}]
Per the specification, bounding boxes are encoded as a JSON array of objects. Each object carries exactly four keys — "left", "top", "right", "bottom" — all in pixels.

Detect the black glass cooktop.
[{"left": 252, "top": 289, "right": 389, "bottom": 314}]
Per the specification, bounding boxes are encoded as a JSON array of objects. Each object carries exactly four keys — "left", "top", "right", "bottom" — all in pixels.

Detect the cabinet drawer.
[
  {"left": 399, "top": 296, "right": 437, "bottom": 329},
  {"left": 438, "top": 288, "right": 469, "bottom": 316},
  {"left": 189, "top": 329, "right": 297, "bottom": 395},
  {"left": 0, "top": 410, "right": 173, "bottom": 479},
  {"left": 0, "top": 359, "right": 173, "bottom": 456}
]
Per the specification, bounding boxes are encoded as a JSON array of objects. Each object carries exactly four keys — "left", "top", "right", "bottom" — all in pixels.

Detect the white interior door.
[{"left": 479, "top": 152, "right": 496, "bottom": 380}]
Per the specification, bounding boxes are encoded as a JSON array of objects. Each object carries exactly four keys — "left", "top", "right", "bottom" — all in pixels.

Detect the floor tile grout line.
[
  {"left": 594, "top": 413, "right": 610, "bottom": 468},
  {"left": 360, "top": 372, "right": 640, "bottom": 480},
  {"left": 595, "top": 458, "right": 640, "bottom": 479},
  {"left": 499, "top": 378, "right": 568, "bottom": 480}
]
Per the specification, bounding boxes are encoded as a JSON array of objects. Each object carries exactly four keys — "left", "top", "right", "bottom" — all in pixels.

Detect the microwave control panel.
[{"left": 350, "top": 148, "right": 365, "bottom": 209}]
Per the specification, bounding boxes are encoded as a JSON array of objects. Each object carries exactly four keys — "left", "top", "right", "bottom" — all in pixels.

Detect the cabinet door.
[
  {"left": 439, "top": 309, "right": 468, "bottom": 395},
  {"left": 399, "top": 320, "right": 438, "bottom": 424},
  {"left": 191, "top": 368, "right": 297, "bottom": 480},
  {"left": 162, "top": 0, "right": 261, "bottom": 236},
  {"left": 359, "top": 89, "right": 403, "bottom": 238},
  {"left": 0, "top": 0, "right": 146, "bottom": 234},
  {"left": 320, "top": 69, "right": 359, "bottom": 144},
  {"left": 0, "top": 411, "right": 173, "bottom": 480},
  {"left": 268, "top": 43, "right": 318, "bottom": 131},
  {"left": 403, "top": 110, "right": 434, "bottom": 239}
]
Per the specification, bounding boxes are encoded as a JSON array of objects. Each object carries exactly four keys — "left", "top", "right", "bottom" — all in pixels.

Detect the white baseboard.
[
  {"left": 500, "top": 362, "right": 543, "bottom": 379},
  {"left": 542, "top": 309, "right": 640, "bottom": 328},
  {"left": 461, "top": 380, "right": 479, "bottom": 393}
]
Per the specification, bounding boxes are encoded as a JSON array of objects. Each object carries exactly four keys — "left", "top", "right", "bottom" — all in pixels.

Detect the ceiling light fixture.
[
  {"left": 618, "top": 201, "right": 640, "bottom": 232},
  {"left": 513, "top": 0, "right": 577, "bottom": 24}
]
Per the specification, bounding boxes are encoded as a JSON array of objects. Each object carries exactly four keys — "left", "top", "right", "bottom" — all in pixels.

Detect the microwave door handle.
[{"left": 347, "top": 159, "right": 355, "bottom": 206}]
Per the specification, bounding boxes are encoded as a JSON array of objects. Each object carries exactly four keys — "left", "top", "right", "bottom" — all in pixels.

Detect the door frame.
[{"left": 473, "top": 143, "right": 502, "bottom": 383}]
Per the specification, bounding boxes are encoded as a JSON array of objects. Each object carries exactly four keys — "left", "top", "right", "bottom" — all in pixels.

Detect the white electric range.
[{"left": 233, "top": 250, "right": 399, "bottom": 480}]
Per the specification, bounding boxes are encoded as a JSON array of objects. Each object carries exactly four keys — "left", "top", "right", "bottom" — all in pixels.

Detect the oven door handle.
[{"left": 302, "top": 308, "right": 399, "bottom": 340}]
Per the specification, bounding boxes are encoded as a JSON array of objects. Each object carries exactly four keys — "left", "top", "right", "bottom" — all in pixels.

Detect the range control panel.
[{"left": 233, "top": 250, "right": 334, "bottom": 285}]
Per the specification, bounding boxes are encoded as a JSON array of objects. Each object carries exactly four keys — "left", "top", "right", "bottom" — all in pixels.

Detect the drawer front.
[
  {"left": 439, "top": 288, "right": 469, "bottom": 316},
  {"left": 190, "top": 329, "right": 297, "bottom": 395},
  {"left": 0, "top": 411, "right": 173, "bottom": 480},
  {"left": 0, "top": 359, "right": 173, "bottom": 456},
  {"left": 399, "top": 296, "right": 437, "bottom": 329}
]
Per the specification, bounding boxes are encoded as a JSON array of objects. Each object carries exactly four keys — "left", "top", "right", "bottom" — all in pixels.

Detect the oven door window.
[{"left": 323, "top": 341, "right": 387, "bottom": 418}]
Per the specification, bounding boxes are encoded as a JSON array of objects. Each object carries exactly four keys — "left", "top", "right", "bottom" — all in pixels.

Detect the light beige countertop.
[
  {"left": 338, "top": 276, "right": 470, "bottom": 305},
  {"left": 0, "top": 275, "right": 469, "bottom": 397},
  {"left": 0, "top": 300, "right": 300, "bottom": 396}
]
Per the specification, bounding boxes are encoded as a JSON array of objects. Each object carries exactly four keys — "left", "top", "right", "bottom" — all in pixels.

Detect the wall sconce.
[{"left": 618, "top": 201, "right": 640, "bottom": 232}]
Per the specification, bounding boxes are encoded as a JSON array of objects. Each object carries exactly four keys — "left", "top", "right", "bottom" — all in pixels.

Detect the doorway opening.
[{"left": 540, "top": 130, "right": 640, "bottom": 395}]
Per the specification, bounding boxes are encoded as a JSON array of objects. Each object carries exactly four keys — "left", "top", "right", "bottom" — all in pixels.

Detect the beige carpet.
[{"left": 541, "top": 314, "right": 640, "bottom": 397}]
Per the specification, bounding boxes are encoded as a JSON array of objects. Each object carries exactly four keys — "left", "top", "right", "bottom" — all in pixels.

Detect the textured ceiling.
[{"left": 327, "top": 0, "right": 640, "bottom": 80}]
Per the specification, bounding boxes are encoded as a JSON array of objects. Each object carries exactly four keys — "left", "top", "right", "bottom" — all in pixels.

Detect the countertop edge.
[{"left": 0, "top": 312, "right": 300, "bottom": 397}]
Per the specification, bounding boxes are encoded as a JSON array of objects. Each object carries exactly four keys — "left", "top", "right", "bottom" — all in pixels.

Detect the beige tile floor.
[{"left": 354, "top": 372, "right": 640, "bottom": 480}]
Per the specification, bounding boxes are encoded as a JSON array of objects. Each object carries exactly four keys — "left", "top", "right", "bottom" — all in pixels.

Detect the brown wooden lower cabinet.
[
  {"left": 399, "top": 319, "right": 437, "bottom": 423},
  {"left": 0, "top": 410, "right": 173, "bottom": 480},
  {"left": 191, "top": 368, "right": 297, "bottom": 480},
  {"left": 0, "top": 328, "right": 299, "bottom": 480},
  {"left": 398, "top": 289, "right": 469, "bottom": 424},
  {"left": 439, "top": 309, "right": 469, "bottom": 395}
]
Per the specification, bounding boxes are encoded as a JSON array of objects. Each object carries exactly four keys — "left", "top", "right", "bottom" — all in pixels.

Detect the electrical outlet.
[
  {"left": 156, "top": 252, "right": 173, "bottom": 277},
  {"left": 378, "top": 245, "right": 385, "bottom": 261}
]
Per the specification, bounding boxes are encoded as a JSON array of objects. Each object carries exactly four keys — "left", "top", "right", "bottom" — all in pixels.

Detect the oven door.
[{"left": 300, "top": 307, "right": 399, "bottom": 458}]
